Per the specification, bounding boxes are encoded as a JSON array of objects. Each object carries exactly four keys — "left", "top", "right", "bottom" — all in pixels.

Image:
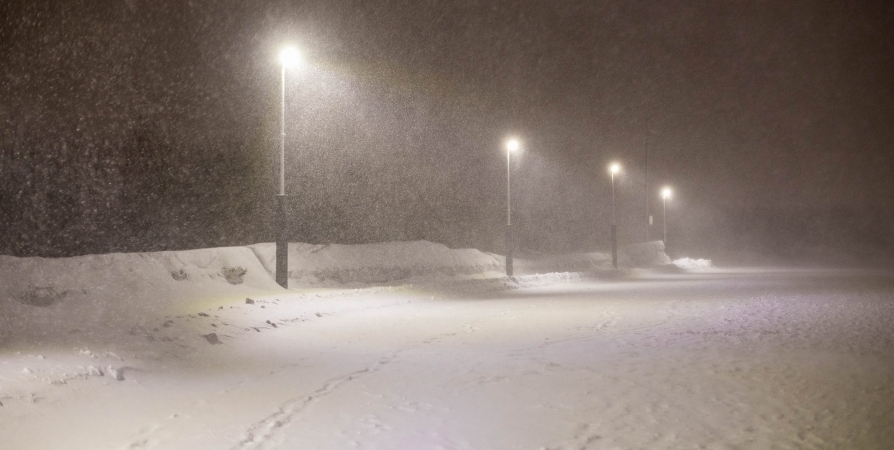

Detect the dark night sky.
[{"left": 2, "top": 0, "right": 893, "bottom": 261}]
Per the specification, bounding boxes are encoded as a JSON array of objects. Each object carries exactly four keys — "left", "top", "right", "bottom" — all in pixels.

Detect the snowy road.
[{"left": 3, "top": 268, "right": 893, "bottom": 449}]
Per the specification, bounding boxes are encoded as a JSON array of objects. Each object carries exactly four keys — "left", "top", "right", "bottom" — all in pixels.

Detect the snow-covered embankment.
[
  {"left": 0, "top": 240, "right": 680, "bottom": 348},
  {"left": 0, "top": 241, "right": 510, "bottom": 346},
  {"left": 0, "top": 246, "right": 280, "bottom": 346},
  {"left": 250, "top": 241, "right": 506, "bottom": 285}
]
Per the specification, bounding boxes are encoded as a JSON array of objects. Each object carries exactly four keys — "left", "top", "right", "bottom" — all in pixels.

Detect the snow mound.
[
  {"left": 250, "top": 241, "right": 505, "bottom": 285},
  {"left": 672, "top": 257, "right": 714, "bottom": 269},
  {"left": 516, "top": 252, "right": 613, "bottom": 273},
  {"left": 0, "top": 240, "right": 636, "bottom": 349},
  {"left": 621, "top": 241, "right": 672, "bottom": 267},
  {"left": 0, "top": 247, "right": 281, "bottom": 346}
]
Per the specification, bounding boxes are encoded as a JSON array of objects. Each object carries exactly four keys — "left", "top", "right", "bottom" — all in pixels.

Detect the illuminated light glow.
[
  {"left": 506, "top": 138, "right": 520, "bottom": 152},
  {"left": 609, "top": 163, "right": 621, "bottom": 175},
  {"left": 662, "top": 187, "right": 672, "bottom": 199},
  {"left": 279, "top": 46, "right": 302, "bottom": 68}
]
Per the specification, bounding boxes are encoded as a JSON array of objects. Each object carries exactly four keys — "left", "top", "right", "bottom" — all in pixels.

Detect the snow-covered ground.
[{"left": 3, "top": 241, "right": 891, "bottom": 449}]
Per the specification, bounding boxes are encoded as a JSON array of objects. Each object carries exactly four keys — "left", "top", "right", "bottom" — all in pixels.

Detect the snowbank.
[
  {"left": 621, "top": 240, "right": 672, "bottom": 267},
  {"left": 248, "top": 242, "right": 622, "bottom": 285},
  {"left": 0, "top": 247, "right": 281, "bottom": 346},
  {"left": 0, "top": 240, "right": 643, "bottom": 348},
  {"left": 249, "top": 241, "right": 506, "bottom": 285},
  {"left": 516, "top": 251, "right": 614, "bottom": 274},
  {"left": 672, "top": 257, "right": 714, "bottom": 270},
  {"left": 0, "top": 241, "right": 518, "bottom": 345}
]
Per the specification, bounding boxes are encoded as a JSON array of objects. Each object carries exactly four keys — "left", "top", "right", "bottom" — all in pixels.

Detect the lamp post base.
[
  {"left": 275, "top": 194, "right": 288, "bottom": 288},
  {"left": 611, "top": 224, "right": 618, "bottom": 269},
  {"left": 505, "top": 225, "right": 513, "bottom": 277}
]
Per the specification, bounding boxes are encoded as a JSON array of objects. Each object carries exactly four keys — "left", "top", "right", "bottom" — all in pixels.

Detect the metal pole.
[
  {"left": 663, "top": 196, "right": 667, "bottom": 247},
  {"left": 645, "top": 139, "right": 650, "bottom": 242},
  {"left": 275, "top": 65, "right": 288, "bottom": 288},
  {"left": 611, "top": 172, "right": 617, "bottom": 269},
  {"left": 506, "top": 149, "right": 513, "bottom": 277},
  {"left": 280, "top": 65, "right": 285, "bottom": 197}
]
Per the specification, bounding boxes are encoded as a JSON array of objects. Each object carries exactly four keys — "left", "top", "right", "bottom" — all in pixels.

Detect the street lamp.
[
  {"left": 609, "top": 162, "right": 621, "bottom": 269},
  {"left": 275, "top": 46, "right": 302, "bottom": 288},
  {"left": 505, "top": 138, "right": 520, "bottom": 277},
  {"left": 661, "top": 186, "right": 672, "bottom": 247}
]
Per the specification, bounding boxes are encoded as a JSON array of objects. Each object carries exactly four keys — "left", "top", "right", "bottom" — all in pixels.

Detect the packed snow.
[
  {"left": 1, "top": 241, "right": 891, "bottom": 449},
  {"left": 672, "top": 257, "right": 714, "bottom": 270}
]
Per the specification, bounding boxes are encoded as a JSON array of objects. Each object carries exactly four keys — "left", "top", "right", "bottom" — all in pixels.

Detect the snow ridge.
[{"left": 250, "top": 241, "right": 505, "bottom": 284}]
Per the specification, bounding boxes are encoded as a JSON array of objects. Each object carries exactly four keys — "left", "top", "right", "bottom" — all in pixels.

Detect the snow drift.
[
  {"left": 249, "top": 241, "right": 506, "bottom": 284},
  {"left": 672, "top": 257, "right": 714, "bottom": 270},
  {"left": 0, "top": 240, "right": 666, "bottom": 347},
  {"left": 621, "top": 240, "right": 672, "bottom": 267},
  {"left": 0, "top": 247, "right": 280, "bottom": 346},
  {"left": 0, "top": 241, "right": 516, "bottom": 346}
]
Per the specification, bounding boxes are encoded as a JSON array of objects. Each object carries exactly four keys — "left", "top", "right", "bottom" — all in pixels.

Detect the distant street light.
[
  {"left": 275, "top": 46, "right": 302, "bottom": 289},
  {"left": 609, "top": 162, "right": 621, "bottom": 269},
  {"left": 505, "top": 138, "right": 520, "bottom": 277},
  {"left": 661, "top": 186, "right": 672, "bottom": 247}
]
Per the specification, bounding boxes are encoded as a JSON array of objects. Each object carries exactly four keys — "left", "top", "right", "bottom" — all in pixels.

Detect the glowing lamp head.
[
  {"left": 279, "top": 46, "right": 302, "bottom": 68},
  {"left": 506, "top": 138, "right": 520, "bottom": 153},
  {"left": 662, "top": 187, "right": 672, "bottom": 199},
  {"left": 609, "top": 163, "right": 621, "bottom": 175}
]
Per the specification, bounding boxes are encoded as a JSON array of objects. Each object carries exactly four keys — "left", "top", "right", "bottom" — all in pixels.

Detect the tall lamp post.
[
  {"left": 276, "top": 46, "right": 301, "bottom": 288},
  {"left": 609, "top": 162, "right": 621, "bottom": 269},
  {"left": 505, "top": 138, "right": 520, "bottom": 277},
  {"left": 661, "top": 186, "right": 672, "bottom": 247}
]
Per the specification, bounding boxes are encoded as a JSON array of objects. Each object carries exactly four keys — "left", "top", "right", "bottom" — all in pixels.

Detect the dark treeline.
[
  {"left": 0, "top": 0, "right": 273, "bottom": 256},
  {"left": 0, "top": 0, "right": 512, "bottom": 257},
  {"left": 0, "top": 110, "right": 500, "bottom": 257},
  {"left": 4, "top": 99, "right": 893, "bottom": 262},
  {"left": 0, "top": 117, "right": 269, "bottom": 256}
]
